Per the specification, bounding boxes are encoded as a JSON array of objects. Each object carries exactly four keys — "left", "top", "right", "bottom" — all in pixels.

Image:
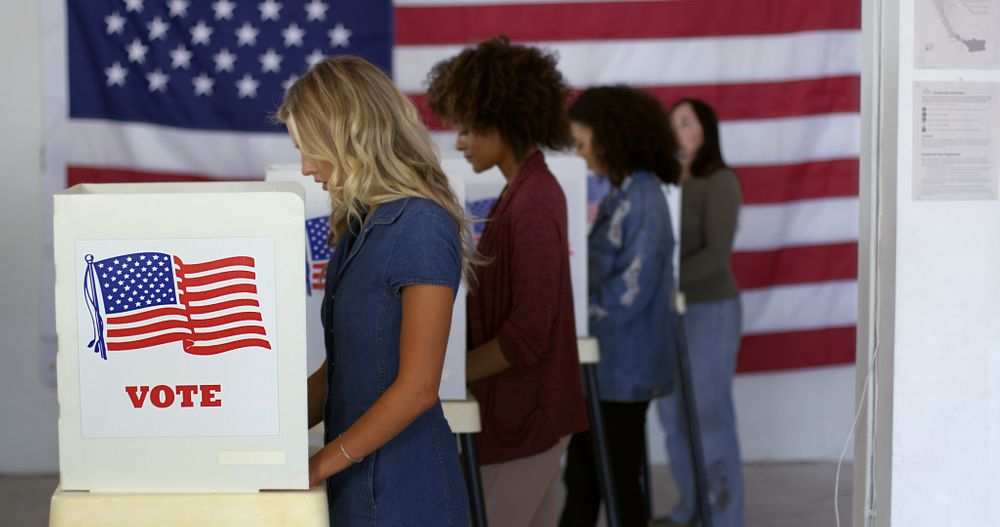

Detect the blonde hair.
[{"left": 277, "top": 55, "right": 481, "bottom": 283}]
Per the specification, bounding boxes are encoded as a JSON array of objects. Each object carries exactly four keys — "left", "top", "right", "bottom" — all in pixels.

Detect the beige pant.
[{"left": 479, "top": 435, "right": 571, "bottom": 527}]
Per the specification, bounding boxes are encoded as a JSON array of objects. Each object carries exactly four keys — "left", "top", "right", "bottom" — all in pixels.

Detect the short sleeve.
[{"left": 386, "top": 201, "right": 462, "bottom": 296}]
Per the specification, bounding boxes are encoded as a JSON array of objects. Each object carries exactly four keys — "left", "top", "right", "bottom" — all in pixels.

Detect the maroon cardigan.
[{"left": 468, "top": 152, "right": 589, "bottom": 464}]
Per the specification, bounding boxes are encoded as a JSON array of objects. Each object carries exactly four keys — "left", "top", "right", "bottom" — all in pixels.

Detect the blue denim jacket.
[
  {"left": 589, "top": 171, "right": 679, "bottom": 402},
  {"left": 320, "top": 197, "right": 469, "bottom": 526}
]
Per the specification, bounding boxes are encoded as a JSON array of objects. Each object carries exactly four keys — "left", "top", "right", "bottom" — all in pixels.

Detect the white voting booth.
[
  {"left": 51, "top": 182, "right": 322, "bottom": 525},
  {"left": 264, "top": 166, "right": 468, "bottom": 400}
]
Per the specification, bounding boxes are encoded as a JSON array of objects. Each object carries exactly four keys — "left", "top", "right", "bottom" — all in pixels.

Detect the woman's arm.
[
  {"left": 308, "top": 284, "right": 453, "bottom": 486},
  {"left": 467, "top": 338, "right": 511, "bottom": 383},
  {"left": 307, "top": 360, "right": 328, "bottom": 429}
]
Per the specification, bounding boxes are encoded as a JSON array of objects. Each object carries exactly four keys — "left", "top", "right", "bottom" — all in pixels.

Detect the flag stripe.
[
  {"left": 733, "top": 242, "right": 857, "bottom": 290},
  {"left": 185, "top": 339, "right": 273, "bottom": 355},
  {"left": 106, "top": 306, "right": 187, "bottom": 325},
  {"left": 742, "top": 280, "right": 856, "bottom": 335},
  {"left": 68, "top": 166, "right": 222, "bottom": 186},
  {"left": 107, "top": 319, "right": 191, "bottom": 338},
  {"left": 107, "top": 333, "right": 187, "bottom": 352},
  {"left": 737, "top": 159, "right": 858, "bottom": 205},
  {"left": 734, "top": 198, "right": 858, "bottom": 251},
  {"left": 178, "top": 256, "right": 257, "bottom": 275},
  {"left": 394, "top": 30, "right": 861, "bottom": 92},
  {"left": 190, "top": 325, "right": 268, "bottom": 341},
  {"left": 183, "top": 270, "right": 257, "bottom": 288},
  {"left": 737, "top": 326, "right": 856, "bottom": 372},
  {"left": 395, "top": 1, "right": 861, "bottom": 44},
  {"left": 182, "top": 284, "right": 259, "bottom": 303},
  {"left": 412, "top": 75, "right": 861, "bottom": 130},
  {"left": 188, "top": 311, "right": 264, "bottom": 329},
  {"left": 187, "top": 298, "right": 261, "bottom": 315}
]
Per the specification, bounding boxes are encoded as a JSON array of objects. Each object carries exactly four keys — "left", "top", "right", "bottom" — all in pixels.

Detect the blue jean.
[{"left": 656, "top": 297, "right": 743, "bottom": 526}]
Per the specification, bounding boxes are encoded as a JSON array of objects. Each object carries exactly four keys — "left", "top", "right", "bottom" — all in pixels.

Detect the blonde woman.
[{"left": 278, "top": 56, "right": 473, "bottom": 525}]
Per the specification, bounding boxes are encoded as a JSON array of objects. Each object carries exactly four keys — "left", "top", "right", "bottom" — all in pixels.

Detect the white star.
[
  {"left": 167, "top": 0, "right": 189, "bottom": 17},
  {"left": 105, "top": 12, "right": 125, "bottom": 35},
  {"left": 192, "top": 72, "right": 214, "bottom": 96},
  {"left": 304, "top": 0, "right": 328, "bottom": 22},
  {"left": 146, "top": 69, "right": 169, "bottom": 92},
  {"left": 169, "top": 44, "right": 192, "bottom": 69},
  {"left": 126, "top": 38, "right": 149, "bottom": 63},
  {"left": 104, "top": 62, "right": 128, "bottom": 87},
  {"left": 236, "top": 73, "right": 259, "bottom": 98},
  {"left": 211, "top": 0, "right": 236, "bottom": 21},
  {"left": 305, "top": 48, "right": 324, "bottom": 68},
  {"left": 235, "top": 22, "right": 259, "bottom": 47},
  {"left": 282, "top": 74, "right": 298, "bottom": 91},
  {"left": 258, "top": 0, "right": 282, "bottom": 21},
  {"left": 327, "top": 23, "right": 351, "bottom": 48},
  {"left": 124, "top": 0, "right": 144, "bottom": 13},
  {"left": 282, "top": 22, "right": 305, "bottom": 47},
  {"left": 190, "top": 20, "right": 213, "bottom": 46},
  {"left": 260, "top": 48, "right": 283, "bottom": 73},
  {"left": 213, "top": 48, "right": 236, "bottom": 72},
  {"left": 147, "top": 16, "right": 169, "bottom": 41}
]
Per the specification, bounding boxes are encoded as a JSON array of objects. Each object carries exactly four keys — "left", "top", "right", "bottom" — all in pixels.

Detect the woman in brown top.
[
  {"left": 655, "top": 99, "right": 745, "bottom": 527},
  {"left": 427, "top": 36, "right": 588, "bottom": 527}
]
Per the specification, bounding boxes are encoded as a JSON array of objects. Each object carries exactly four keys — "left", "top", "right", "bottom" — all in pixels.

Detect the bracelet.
[{"left": 337, "top": 434, "right": 363, "bottom": 464}]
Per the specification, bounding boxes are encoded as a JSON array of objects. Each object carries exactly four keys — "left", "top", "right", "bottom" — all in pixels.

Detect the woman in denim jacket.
[
  {"left": 560, "top": 86, "right": 681, "bottom": 527},
  {"left": 279, "top": 56, "right": 477, "bottom": 526}
]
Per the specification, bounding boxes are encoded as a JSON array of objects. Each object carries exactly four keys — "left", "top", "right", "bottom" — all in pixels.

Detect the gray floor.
[{"left": 1, "top": 463, "right": 852, "bottom": 526}]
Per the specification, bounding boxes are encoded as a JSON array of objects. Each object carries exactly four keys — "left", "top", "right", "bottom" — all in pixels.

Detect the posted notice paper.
[
  {"left": 915, "top": 0, "right": 1000, "bottom": 69},
  {"left": 913, "top": 82, "right": 1000, "bottom": 201}
]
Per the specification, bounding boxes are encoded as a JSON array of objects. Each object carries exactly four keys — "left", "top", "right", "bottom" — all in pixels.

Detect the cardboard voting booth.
[
  {"left": 53, "top": 182, "right": 309, "bottom": 493},
  {"left": 450, "top": 155, "right": 591, "bottom": 337},
  {"left": 265, "top": 166, "right": 468, "bottom": 401}
]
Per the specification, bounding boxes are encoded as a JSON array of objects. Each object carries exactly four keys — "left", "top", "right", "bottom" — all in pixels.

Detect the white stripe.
[
  {"left": 183, "top": 278, "right": 256, "bottom": 293},
  {"left": 394, "top": 30, "right": 861, "bottom": 92},
  {"left": 734, "top": 197, "right": 858, "bottom": 251},
  {"left": 721, "top": 113, "right": 860, "bottom": 167},
  {"left": 107, "top": 327, "right": 192, "bottom": 343},
  {"left": 741, "top": 280, "right": 857, "bottom": 335},
  {"left": 394, "top": 0, "right": 670, "bottom": 5},
  {"left": 181, "top": 264, "right": 256, "bottom": 279},
  {"left": 107, "top": 314, "right": 187, "bottom": 330},
  {"left": 189, "top": 307, "right": 262, "bottom": 322},
  {"left": 67, "top": 119, "right": 296, "bottom": 179},
  {"left": 193, "top": 320, "right": 266, "bottom": 333},
  {"left": 188, "top": 333, "right": 269, "bottom": 347},
  {"left": 187, "top": 293, "right": 260, "bottom": 308},
  {"left": 433, "top": 112, "right": 860, "bottom": 166}
]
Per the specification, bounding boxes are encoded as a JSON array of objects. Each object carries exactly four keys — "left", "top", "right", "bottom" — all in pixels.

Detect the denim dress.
[{"left": 320, "top": 198, "right": 470, "bottom": 526}]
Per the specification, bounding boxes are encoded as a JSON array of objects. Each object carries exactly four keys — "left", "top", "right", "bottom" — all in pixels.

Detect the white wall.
[{"left": 0, "top": 0, "right": 60, "bottom": 473}]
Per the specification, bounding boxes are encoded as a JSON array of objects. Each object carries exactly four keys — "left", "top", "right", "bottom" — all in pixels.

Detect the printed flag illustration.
[
  {"left": 82, "top": 251, "right": 271, "bottom": 359},
  {"left": 305, "top": 215, "right": 332, "bottom": 293}
]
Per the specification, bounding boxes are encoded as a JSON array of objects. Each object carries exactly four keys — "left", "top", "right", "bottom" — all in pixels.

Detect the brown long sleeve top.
[{"left": 679, "top": 167, "right": 742, "bottom": 304}]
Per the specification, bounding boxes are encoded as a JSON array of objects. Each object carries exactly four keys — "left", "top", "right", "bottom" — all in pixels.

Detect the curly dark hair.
[
  {"left": 426, "top": 35, "right": 572, "bottom": 158},
  {"left": 568, "top": 86, "right": 680, "bottom": 187}
]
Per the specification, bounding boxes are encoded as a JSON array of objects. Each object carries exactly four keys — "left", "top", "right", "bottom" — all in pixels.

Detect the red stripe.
[
  {"left": 184, "top": 338, "right": 272, "bottom": 355},
  {"left": 395, "top": 1, "right": 860, "bottom": 45},
  {"left": 187, "top": 298, "right": 260, "bottom": 315},
  {"left": 735, "top": 159, "right": 859, "bottom": 204},
  {"left": 107, "top": 333, "right": 187, "bottom": 351},
  {"left": 106, "top": 306, "right": 186, "bottom": 325},
  {"left": 733, "top": 243, "right": 857, "bottom": 290},
  {"left": 183, "top": 283, "right": 258, "bottom": 302},
  {"left": 177, "top": 257, "right": 255, "bottom": 275},
  {"left": 183, "top": 270, "right": 256, "bottom": 288},
  {"left": 67, "top": 166, "right": 229, "bottom": 186},
  {"left": 189, "top": 312, "right": 263, "bottom": 329},
  {"left": 411, "top": 76, "right": 860, "bottom": 130},
  {"left": 736, "top": 326, "right": 855, "bottom": 372},
  {"left": 106, "top": 320, "right": 191, "bottom": 338},
  {"left": 191, "top": 325, "right": 267, "bottom": 341},
  {"left": 311, "top": 283, "right": 324, "bottom": 290}
]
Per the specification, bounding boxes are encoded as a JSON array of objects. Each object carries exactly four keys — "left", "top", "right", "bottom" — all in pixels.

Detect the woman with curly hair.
[
  {"left": 559, "top": 86, "right": 681, "bottom": 526},
  {"left": 278, "top": 56, "right": 474, "bottom": 525},
  {"left": 427, "top": 36, "right": 588, "bottom": 526}
]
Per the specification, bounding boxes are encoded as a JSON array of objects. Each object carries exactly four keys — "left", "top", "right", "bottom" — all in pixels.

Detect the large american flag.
[
  {"left": 83, "top": 252, "right": 271, "bottom": 359},
  {"left": 49, "top": 0, "right": 859, "bottom": 372}
]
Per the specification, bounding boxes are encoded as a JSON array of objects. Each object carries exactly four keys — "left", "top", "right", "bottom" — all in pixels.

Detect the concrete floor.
[{"left": 1, "top": 462, "right": 852, "bottom": 526}]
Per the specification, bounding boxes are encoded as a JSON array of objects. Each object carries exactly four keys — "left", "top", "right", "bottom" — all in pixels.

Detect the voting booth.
[
  {"left": 265, "top": 166, "right": 468, "bottom": 401},
  {"left": 53, "top": 182, "right": 310, "bottom": 494}
]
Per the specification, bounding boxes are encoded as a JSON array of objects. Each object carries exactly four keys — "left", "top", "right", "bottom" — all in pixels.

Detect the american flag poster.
[
  {"left": 45, "top": 0, "right": 860, "bottom": 374},
  {"left": 74, "top": 237, "right": 280, "bottom": 438}
]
